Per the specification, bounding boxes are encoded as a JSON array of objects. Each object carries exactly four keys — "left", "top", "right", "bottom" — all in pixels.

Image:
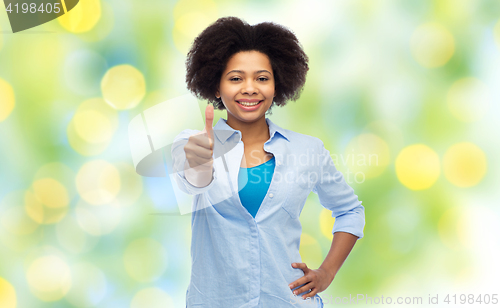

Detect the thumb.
[{"left": 204, "top": 104, "right": 214, "bottom": 146}]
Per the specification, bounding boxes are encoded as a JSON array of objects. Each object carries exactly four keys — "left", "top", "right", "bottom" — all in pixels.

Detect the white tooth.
[{"left": 240, "top": 101, "right": 259, "bottom": 106}]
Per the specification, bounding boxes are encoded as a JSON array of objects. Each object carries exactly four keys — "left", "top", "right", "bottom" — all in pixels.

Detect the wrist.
[
  {"left": 184, "top": 160, "right": 214, "bottom": 187},
  {"left": 318, "top": 266, "right": 336, "bottom": 283}
]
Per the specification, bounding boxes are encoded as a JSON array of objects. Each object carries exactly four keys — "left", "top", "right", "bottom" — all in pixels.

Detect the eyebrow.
[{"left": 226, "top": 70, "right": 272, "bottom": 76}]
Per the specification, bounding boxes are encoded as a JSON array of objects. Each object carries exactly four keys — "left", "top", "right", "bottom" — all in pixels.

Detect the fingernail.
[{"left": 294, "top": 290, "right": 298, "bottom": 295}]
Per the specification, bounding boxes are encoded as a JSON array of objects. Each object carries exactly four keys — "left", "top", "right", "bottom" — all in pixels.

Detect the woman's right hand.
[{"left": 183, "top": 105, "right": 215, "bottom": 187}]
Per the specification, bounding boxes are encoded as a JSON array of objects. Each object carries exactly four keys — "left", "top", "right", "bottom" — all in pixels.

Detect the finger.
[
  {"left": 185, "top": 138, "right": 210, "bottom": 155},
  {"left": 303, "top": 288, "right": 317, "bottom": 300},
  {"left": 293, "top": 282, "right": 314, "bottom": 297},
  {"left": 292, "top": 262, "right": 309, "bottom": 272},
  {"left": 187, "top": 156, "right": 213, "bottom": 168},
  {"left": 205, "top": 104, "right": 214, "bottom": 145},
  {"left": 289, "top": 276, "right": 309, "bottom": 290},
  {"left": 191, "top": 133, "right": 213, "bottom": 150},
  {"left": 187, "top": 138, "right": 213, "bottom": 156},
  {"left": 193, "top": 149, "right": 213, "bottom": 160},
  {"left": 189, "top": 153, "right": 213, "bottom": 166}
]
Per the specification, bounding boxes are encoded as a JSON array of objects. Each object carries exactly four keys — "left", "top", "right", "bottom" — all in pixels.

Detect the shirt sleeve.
[
  {"left": 171, "top": 129, "right": 217, "bottom": 195},
  {"left": 312, "top": 139, "right": 365, "bottom": 239}
]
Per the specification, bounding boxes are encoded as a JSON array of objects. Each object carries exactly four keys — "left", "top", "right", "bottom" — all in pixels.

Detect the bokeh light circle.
[
  {"left": 73, "top": 110, "right": 114, "bottom": 143},
  {"left": 67, "top": 121, "right": 109, "bottom": 156},
  {"left": 58, "top": 0, "right": 101, "bottom": 33},
  {"left": 65, "top": 262, "right": 107, "bottom": 307},
  {"left": 123, "top": 238, "right": 168, "bottom": 282},
  {"left": 33, "top": 178, "right": 69, "bottom": 209},
  {"left": 67, "top": 98, "right": 119, "bottom": 156},
  {"left": 26, "top": 178, "right": 70, "bottom": 225},
  {"left": 319, "top": 208, "right": 335, "bottom": 240},
  {"left": 56, "top": 214, "right": 98, "bottom": 254},
  {"left": 0, "top": 277, "right": 17, "bottom": 308},
  {"left": 446, "top": 77, "right": 490, "bottom": 122},
  {"left": 76, "top": 1, "right": 115, "bottom": 42},
  {"left": 443, "top": 142, "right": 487, "bottom": 187},
  {"left": 0, "top": 78, "right": 15, "bottom": 122},
  {"left": 172, "top": 0, "right": 217, "bottom": 55},
  {"left": 395, "top": 144, "right": 440, "bottom": 190},
  {"left": 26, "top": 255, "right": 72, "bottom": 301},
  {"left": 76, "top": 160, "right": 121, "bottom": 205},
  {"left": 130, "top": 287, "right": 174, "bottom": 308},
  {"left": 344, "top": 133, "right": 390, "bottom": 178},
  {"left": 298, "top": 233, "right": 323, "bottom": 269},
  {"left": 75, "top": 199, "right": 122, "bottom": 236},
  {"left": 23, "top": 163, "right": 76, "bottom": 225},
  {"left": 101, "top": 65, "right": 146, "bottom": 110},
  {"left": 26, "top": 188, "right": 68, "bottom": 225},
  {"left": 411, "top": 22, "right": 455, "bottom": 68},
  {"left": 173, "top": 12, "right": 214, "bottom": 55}
]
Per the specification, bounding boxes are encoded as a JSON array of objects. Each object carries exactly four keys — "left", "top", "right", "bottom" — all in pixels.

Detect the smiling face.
[{"left": 216, "top": 50, "right": 275, "bottom": 125}]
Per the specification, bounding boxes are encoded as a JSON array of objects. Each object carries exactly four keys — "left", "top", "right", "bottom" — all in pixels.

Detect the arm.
[
  {"left": 319, "top": 231, "right": 359, "bottom": 283},
  {"left": 289, "top": 139, "right": 365, "bottom": 299}
]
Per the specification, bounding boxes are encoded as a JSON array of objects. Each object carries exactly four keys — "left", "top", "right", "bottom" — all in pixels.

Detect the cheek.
[
  {"left": 220, "top": 87, "right": 237, "bottom": 98},
  {"left": 265, "top": 87, "right": 275, "bottom": 98}
]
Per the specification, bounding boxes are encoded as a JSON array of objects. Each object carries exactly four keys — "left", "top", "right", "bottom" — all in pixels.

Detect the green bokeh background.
[{"left": 1, "top": 0, "right": 499, "bottom": 307}]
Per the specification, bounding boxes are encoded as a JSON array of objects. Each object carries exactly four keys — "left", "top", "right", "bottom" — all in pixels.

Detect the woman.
[{"left": 172, "top": 16, "right": 365, "bottom": 308}]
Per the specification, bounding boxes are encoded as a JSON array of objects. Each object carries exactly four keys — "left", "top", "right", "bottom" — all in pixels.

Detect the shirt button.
[{"left": 269, "top": 193, "right": 274, "bottom": 198}]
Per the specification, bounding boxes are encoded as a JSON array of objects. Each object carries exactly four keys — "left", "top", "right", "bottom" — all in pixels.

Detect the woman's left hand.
[{"left": 288, "top": 262, "right": 334, "bottom": 299}]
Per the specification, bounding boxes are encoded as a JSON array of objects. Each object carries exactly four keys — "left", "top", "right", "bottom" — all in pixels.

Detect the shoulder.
[{"left": 282, "top": 128, "right": 324, "bottom": 148}]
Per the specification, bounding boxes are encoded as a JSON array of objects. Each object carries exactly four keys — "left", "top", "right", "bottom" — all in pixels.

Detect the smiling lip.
[
  {"left": 236, "top": 99, "right": 263, "bottom": 111},
  {"left": 237, "top": 99, "right": 262, "bottom": 103}
]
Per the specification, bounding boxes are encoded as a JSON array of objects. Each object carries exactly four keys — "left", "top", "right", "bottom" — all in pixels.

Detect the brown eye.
[{"left": 230, "top": 77, "right": 241, "bottom": 81}]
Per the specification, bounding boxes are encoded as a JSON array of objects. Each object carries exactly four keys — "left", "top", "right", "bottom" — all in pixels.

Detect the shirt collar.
[{"left": 213, "top": 117, "right": 290, "bottom": 144}]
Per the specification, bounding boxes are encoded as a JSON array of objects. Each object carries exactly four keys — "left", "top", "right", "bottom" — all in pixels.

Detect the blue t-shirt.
[{"left": 237, "top": 156, "right": 275, "bottom": 218}]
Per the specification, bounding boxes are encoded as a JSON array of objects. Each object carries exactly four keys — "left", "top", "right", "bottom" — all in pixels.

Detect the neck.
[{"left": 226, "top": 114, "right": 270, "bottom": 144}]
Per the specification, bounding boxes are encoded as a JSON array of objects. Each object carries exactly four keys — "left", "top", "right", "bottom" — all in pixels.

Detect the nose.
[{"left": 241, "top": 79, "right": 258, "bottom": 95}]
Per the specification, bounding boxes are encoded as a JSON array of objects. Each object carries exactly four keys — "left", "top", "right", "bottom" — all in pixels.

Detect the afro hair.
[{"left": 185, "top": 16, "right": 309, "bottom": 113}]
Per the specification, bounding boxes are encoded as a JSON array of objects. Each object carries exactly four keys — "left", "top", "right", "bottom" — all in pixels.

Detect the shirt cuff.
[
  {"left": 331, "top": 205, "right": 365, "bottom": 239},
  {"left": 174, "top": 163, "right": 217, "bottom": 195}
]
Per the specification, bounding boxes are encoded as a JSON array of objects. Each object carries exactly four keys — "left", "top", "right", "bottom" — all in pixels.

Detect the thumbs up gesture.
[{"left": 183, "top": 105, "right": 215, "bottom": 187}]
